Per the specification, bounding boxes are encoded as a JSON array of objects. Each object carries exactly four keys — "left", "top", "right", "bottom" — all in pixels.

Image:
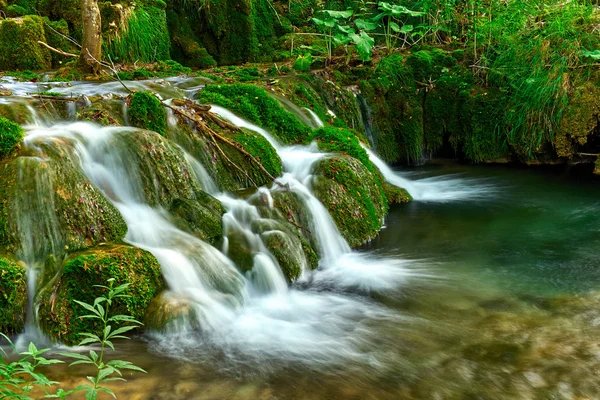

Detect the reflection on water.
[{"left": 25, "top": 163, "right": 600, "bottom": 399}]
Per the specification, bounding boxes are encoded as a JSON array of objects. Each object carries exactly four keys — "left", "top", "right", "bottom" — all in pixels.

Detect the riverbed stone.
[{"left": 37, "top": 244, "right": 164, "bottom": 345}]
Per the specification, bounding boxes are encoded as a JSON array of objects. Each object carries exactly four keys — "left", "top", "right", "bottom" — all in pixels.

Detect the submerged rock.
[
  {"left": 312, "top": 155, "right": 387, "bottom": 247},
  {"left": 0, "top": 256, "right": 27, "bottom": 334},
  {"left": 169, "top": 195, "right": 225, "bottom": 246},
  {"left": 37, "top": 244, "right": 164, "bottom": 345}
]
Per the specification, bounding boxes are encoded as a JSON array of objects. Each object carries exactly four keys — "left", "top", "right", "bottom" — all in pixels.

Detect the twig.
[
  {"left": 37, "top": 41, "right": 78, "bottom": 58},
  {"left": 43, "top": 22, "right": 82, "bottom": 49}
]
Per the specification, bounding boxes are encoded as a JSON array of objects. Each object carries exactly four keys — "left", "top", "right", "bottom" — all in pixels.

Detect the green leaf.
[
  {"left": 312, "top": 17, "right": 336, "bottom": 28},
  {"left": 355, "top": 18, "right": 378, "bottom": 31},
  {"left": 74, "top": 300, "right": 101, "bottom": 317},
  {"left": 107, "top": 325, "right": 137, "bottom": 339},
  {"left": 389, "top": 21, "right": 401, "bottom": 33},
  {"left": 582, "top": 49, "right": 600, "bottom": 60},
  {"left": 321, "top": 9, "right": 353, "bottom": 19},
  {"left": 400, "top": 24, "right": 414, "bottom": 34},
  {"left": 99, "top": 386, "right": 117, "bottom": 399},
  {"left": 85, "top": 387, "right": 98, "bottom": 400},
  {"left": 337, "top": 24, "right": 353, "bottom": 34},
  {"left": 350, "top": 31, "right": 375, "bottom": 61},
  {"left": 293, "top": 53, "right": 313, "bottom": 72},
  {"left": 333, "top": 33, "right": 352, "bottom": 46}
]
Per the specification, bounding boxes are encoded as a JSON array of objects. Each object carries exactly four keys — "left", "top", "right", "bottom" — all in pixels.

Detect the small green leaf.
[{"left": 355, "top": 18, "right": 378, "bottom": 31}]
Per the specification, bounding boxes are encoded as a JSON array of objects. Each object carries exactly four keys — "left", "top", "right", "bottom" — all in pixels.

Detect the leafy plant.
[
  {"left": 0, "top": 335, "right": 64, "bottom": 399},
  {"left": 374, "top": 2, "right": 424, "bottom": 54},
  {"left": 59, "top": 279, "right": 146, "bottom": 400},
  {"left": 293, "top": 53, "right": 313, "bottom": 71},
  {"left": 312, "top": 9, "right": 354, "bottom": 61}
]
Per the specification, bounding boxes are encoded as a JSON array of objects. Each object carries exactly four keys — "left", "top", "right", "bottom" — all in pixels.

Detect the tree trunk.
[{"left": 80, "top": 0, "right": 102, "bottom": 72}]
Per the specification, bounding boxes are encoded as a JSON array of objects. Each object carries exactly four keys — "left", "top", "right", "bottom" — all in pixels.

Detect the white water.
[
  {"left": 364, "top": 146, "right": 496, "bottom": 202},
  {"left": 10, "top": 83, "right": 484, "bottom": 369}
]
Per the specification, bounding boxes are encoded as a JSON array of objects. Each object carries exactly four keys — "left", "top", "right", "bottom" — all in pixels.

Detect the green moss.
[
  {"left": 104, "top": 5, "right": 170, "bottom": 63},
  {"left": 309, "top": 74, "right": 363, "bottom": 131},
  {"left": 0, "top": 256, "right": 27, "bottom": 334},
  {"left": 78, "top": 102, "right": 125, "bottom": 126},
  {"left": 261, "top": 231, "right": 304, "bottom": 282},
  {"left": 383, "top": 183, "right": 411, "bottom": 205},
  {"left": 37, "top": 244, "right": 165, "bottom": 345},
  {"left": 128, "top": 91, "right": 167, "bottom": 136},
  {"left": 170, "top": 195, "right": 224, "bottom": 246},
  {"left": 231, "top": 128, "right": 282, "bottom": 177},
  {"left": 0, "top": 16, "right": 52, "bottom": 70},
  {"left": 312, "top": 155, "right": 387, "bottom": 247},
  {"left": 0, "top": 145, "right": 128, "bottom": 258},
  {"left": 0, "top": 116, "right": 24, "bottom": 158},
  {"left": 311, "top": 126, "right": 374, "bottom": 172},
  {"left": 116, "top": 129, "right": 203, "bottom": 206},
  {"left": 196, "top": 83, "right": 311, "bottom": 145},
  {"left": 556, "top": 83, "right": 600, "bottom": 158},
  {"left": 44, "top": 18, "right": 71, "bottom": 68}
]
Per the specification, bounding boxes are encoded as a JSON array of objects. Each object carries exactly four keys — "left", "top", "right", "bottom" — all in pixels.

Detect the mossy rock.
[
  {"left": 311, "top": 126, "right": 373, "bottom": 172},
  {"left": 260, "top": 229, "right": 305, "bottom": 283},
  {"left": 127, "top": 91, "right": 167, "bottom": 136},
  {"left": 0, "top": 143, "right": 127, "bottom": 258},
  {"left": 0, "top": 16, "right": 52, "bottom": 70},
  {"left": 383, "top": 183, "right": 411, "bottom": 205},
  {"left": 556, "top": 83, "right": 600, "bottom": 158},
  {"left": 309, "top": 73, "right": 364, "bottom": 131},
  {"left": 196, "top": 83, "right": 311, "bottom": 145},
  {"left": 0, "top": 116, "right": 24, "bottom": 159},
  {"left": 169, "top": 195, "right": 225, "bottom": 246},
  {"left": 0, "top": 102, "right": 30, "bottom": 125},
  {"left": 37, "top": 244, "right": 165, "bottom": 345},
  {"left": 165, "top": 117, "right": 279, "bottom": 192},
  {"left": 115, "top": 129, "right": 203, "bottom": 207},
  {"left": 0, "top": 256, "right": 27, "bottom": 334},
  {"left": 312, "top": 155, "right": 387, "bottom": 247}
]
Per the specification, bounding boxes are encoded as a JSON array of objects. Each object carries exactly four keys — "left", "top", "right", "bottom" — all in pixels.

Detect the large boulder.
[
  {"left": 0, "top": 256, "right": 27, "bottom": 334},
  {"left": 0, "top": 141, "right": 127, "bottom": 259},
  {"left": 37, "top": 244, "right": 164, "bottom": 345},
  {"left": 312, "top": 155, "right": 387, "bottom": 247},
  {"left": 0, "top": 16, "right": 51, "bottom": 70}
]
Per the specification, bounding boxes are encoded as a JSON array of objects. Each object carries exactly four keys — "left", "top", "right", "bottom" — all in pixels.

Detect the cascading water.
[{"left": 9, "top": 76, "right": 485, "bottom": 370}]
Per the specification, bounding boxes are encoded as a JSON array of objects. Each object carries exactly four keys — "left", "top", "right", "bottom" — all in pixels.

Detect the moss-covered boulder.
[
  {"left": 556, "top": 83, "right": 600, "bottom": 158},
  {"left": 37, "top": 244, "right": 164, "bottom": 345},
  {"left": 169, "top": 194, "right": 225, "bottom": 246},
  {"left": 383, "top": 183, "right": 411, "bottom": 205},
  {"left": 0, "top": 143, "right": 127, "bottom": 258},
  {"left": 0, "top": 16, "right": 52, "bottom": 70},
  {"left": 127, "top": 91, "right": 167, "bottom": 136},
  {"left": 115, "top": 129, "right": 203, "bottom": 206},
  {"left": 196, "top": 84, "right": 311, "bottom": 145},
  {"left": 0, "top": 117, "right": 24, "bottom": 159},
  {"left": 312, "top": 155, "right": 387, "bottom": 247},
  {"left": 166, "top": 114, "right": 281, "bottom": 192},
  {"left": 0, "top": 256, "right": 27, "bottom": 334}
]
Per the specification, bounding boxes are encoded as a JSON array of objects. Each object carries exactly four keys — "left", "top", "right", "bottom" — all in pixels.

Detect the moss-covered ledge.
[{"left": 0, "top": 255, "right": 27, "bottom": 334}]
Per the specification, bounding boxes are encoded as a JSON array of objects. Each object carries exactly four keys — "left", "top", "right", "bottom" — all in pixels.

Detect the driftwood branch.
[
  {"left": 37, "top": 41, "right": 78, "bottom": 58},
  {"left": 163, "top": 100, "right": 281, "bottom": 188}
]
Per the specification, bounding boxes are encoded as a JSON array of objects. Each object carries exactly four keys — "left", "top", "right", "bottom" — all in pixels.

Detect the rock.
[
  {"left": 170, "top": 195, "right": 225, "bottom": 246},
  {"left": 0, "top": 16, "right": 51, "bottom": 70},
  {"left": 312, "top": 155, "right": 387, "bottom": 247},
  {"left": 0, "top": 256, "right": 26, "bottom": 334},
  {"left": 37, "top": 244, "right": 165, "bottom": 345},
  {"left": 260, "top": 230, "right": 307, "bottom": 282}
]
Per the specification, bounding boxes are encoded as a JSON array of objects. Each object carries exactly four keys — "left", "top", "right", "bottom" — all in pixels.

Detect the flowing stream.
[{"left": 3, "top": 76, "right": 600, "bottom": 398}]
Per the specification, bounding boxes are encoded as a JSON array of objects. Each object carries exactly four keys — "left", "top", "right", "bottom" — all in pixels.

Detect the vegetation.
[
  {"left": 196, "top": 84, "right": 312, "bottom": 144},
  {"left": 1, "top": 279, "right": 146, "bottom": 399},
  {"left": 0, "top": 117, "right": 24, "bottom": 158},
  {"left": 127, "top": 91, "right": 167, "bottom": 136},
  {"left": 0, "top": 257, "right": 26, "bottom": 335}
]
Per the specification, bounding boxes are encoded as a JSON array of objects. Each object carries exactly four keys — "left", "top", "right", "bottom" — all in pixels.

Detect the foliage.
[
  {"left": 59, "top": 279, "right": 146, "bottom": 400},
  {"left": 0, "top": 117, "right": 24, "bottom": 158},
  {"left": 0, "top": 335, "right": 64, "bottom": 399},
  {"left": 104, "top": 5, "right": 170, "bottom": 63},
  {"left": 127, "top": 91, "right": 167, "bottom": 136},
  {"left": 0, "top": 257, "right": 27, "bottom": 335},
  {"left": 311, "top": 126, "right": 374, "bottom": 173},
  {"left": 196, "top": 84, "right": 311, "bottom": 144}
]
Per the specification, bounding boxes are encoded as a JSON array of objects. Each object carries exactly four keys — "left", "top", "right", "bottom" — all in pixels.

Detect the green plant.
[
  {"left": 374, "top": 2, "right": 424, "bottom": 54},
  {"left": 60, "top": 279, "right": 146, "bottom": 400},
  {"left": 0, "top": 335, "right": 65, "bottom": 399}
]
